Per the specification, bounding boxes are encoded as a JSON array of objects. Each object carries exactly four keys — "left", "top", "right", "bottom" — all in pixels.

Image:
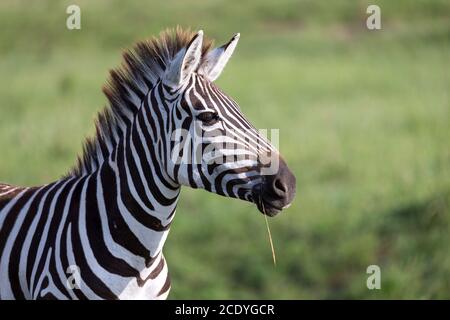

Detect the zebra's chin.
[
  {"left": 256, "top": 198, "right": 283, "bottom": 217},
  {"left": 251, "top": 184, "right": 292, "bottom": 217}
]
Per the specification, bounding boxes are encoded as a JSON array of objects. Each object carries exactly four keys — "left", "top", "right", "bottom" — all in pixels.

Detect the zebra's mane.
[{"left": 67, "top": 27, "right": 214, "bottom": 177}]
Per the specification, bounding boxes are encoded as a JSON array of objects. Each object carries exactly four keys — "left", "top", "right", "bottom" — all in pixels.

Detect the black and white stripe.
[{"left": 0, "top": 28, "right": 293, "bottom": 300}]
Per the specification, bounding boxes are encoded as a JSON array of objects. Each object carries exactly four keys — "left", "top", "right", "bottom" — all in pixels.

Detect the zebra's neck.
[
  {"left": 68, "top": 83, "right": 181, "bottom": 298},
  {"left": 96, "top": 84, "right": 181, "bottom": 265}
]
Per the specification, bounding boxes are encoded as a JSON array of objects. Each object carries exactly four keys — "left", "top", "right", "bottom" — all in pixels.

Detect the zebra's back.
[
  {"left": 0, "top": 182, "right": 48, "bottom": 299},
  {"left": 0, "top": 183, "right": 28, "bottom": 210}
]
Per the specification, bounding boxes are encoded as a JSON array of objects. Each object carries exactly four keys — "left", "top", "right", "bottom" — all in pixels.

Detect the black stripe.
[
  {"left": 27, "top": 181, "right": 65, "bottom": 293},
  {"left": 0, "top": 189, "right": 36, "bottom": 299},
  {"left": 85, "top": 172, "right": 141, "bottom": 278},
  {"left": 101, "top": 162, "right": 153, "bottom": 262},
  {"left": 68, "top": 177, "right": 117, "bottom": 299}
]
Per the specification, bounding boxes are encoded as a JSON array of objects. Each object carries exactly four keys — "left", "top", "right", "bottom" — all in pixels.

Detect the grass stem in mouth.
[{"left": 262, "top": 201, "right": 277, "bottom": 266}]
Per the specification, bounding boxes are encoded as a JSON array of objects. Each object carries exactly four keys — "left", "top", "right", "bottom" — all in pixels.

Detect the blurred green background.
[{"left": 0, "top": 0, "right": 449, "bottom": 299}]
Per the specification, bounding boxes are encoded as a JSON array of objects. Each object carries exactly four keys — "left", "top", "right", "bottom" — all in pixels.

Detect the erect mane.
[{"left": 67, "top": 27, "right": 214, "bottom": 177}]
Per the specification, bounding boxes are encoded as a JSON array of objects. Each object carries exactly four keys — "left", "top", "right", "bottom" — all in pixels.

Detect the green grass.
[{"left": 0, "top": 0, "right": 449, "bottom": 299}]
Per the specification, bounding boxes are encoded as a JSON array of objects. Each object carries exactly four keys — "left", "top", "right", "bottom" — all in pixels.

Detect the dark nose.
[
  {"left": 271, "top": 175, "right": 289, "bottom": 199},
  {"left": 263, "top": 157, "right": 296, "bottom": 212}
]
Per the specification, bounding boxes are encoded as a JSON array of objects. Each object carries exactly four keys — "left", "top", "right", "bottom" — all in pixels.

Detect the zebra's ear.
[
  {"left": 199, "top": 33, "right": 240, "bottom": 82},
  {"left": 164, "top": 30, "right": 204, "bottom": 88}
]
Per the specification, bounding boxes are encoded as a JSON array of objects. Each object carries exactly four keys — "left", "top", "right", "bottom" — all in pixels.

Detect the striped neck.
[
  {"left": 98, "top": 81, "right": 181, "bottom": 265},
  {"left": 72, "top": 82, "right": 181, "bottom": 297}
]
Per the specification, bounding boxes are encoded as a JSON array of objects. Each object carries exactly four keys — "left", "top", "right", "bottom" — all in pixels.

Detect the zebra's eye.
[{"left": 196, "top": 112, "right": 220, "bottom": 126}]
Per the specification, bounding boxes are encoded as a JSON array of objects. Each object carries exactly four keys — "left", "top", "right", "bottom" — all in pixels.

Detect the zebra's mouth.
[
  {"left": 251, "top": 184, "right": 284, "bottom": 217},
  {"left": 257, "top": 199, "right": 283, "bottom": 217}
]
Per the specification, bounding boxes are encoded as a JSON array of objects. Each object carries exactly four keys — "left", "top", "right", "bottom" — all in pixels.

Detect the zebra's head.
[{"left": 159, "top": 30, "right": 296, "bottom": 216}]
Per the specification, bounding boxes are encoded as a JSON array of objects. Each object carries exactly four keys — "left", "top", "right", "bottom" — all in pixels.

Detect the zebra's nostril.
[
  {"left": 272, "top": 177, "right": 287, "bottom": 198},
  {"left": 261, "top": 157, "right": 296, "bottom": 208}
]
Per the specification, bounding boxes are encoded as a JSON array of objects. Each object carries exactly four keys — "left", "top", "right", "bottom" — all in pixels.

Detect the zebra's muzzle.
[{"left": 252, "top": 157, "right": 296, "bottom": 217}]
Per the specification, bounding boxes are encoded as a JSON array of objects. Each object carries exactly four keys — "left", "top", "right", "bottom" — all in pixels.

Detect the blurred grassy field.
[{"left": 0, "top": 0, "right": 449, "bottom": 299}]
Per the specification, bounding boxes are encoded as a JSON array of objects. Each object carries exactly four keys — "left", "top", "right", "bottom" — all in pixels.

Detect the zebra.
[{"left": 0, "top": 28, "right": 296, "bottom": 300}]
